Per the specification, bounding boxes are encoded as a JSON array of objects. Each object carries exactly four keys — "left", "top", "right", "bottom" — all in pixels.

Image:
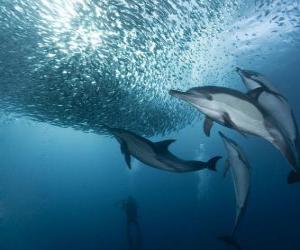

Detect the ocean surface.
[{"left": 0, "top": 0, "right": 300, "bottom": 249}]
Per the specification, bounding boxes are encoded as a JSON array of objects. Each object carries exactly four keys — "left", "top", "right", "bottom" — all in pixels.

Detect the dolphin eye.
[{"left": 205, "top": 93, "right": 213, "bottom": 100}]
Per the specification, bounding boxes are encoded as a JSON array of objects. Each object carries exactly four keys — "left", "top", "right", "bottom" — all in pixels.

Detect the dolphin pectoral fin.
[
  {"left": 124, "top": 152, "right": 131, "bottom": 169},
  {"left": 204, "top": 116, "right": 214, "bottom": 137},
  {"left": 223, "top": 159, "right": 230, "bottom": 178},
  {"left": 154, "top": 139, "right": 176, "bottom": 153},
  {"left": 121, "top": 142, "right": 132, "bottom": 169},
  {"left": 223, "top": 113, "right": 248, "bottom": 138},
  {"left": 246, "top": 87, "right": 265, "bottom": 100}
]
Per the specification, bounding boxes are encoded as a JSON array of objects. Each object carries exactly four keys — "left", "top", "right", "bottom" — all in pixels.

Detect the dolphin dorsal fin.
[
  {"left": 154, "top": 139, "right": 176, "bottom": 153},
  {"left": 204, "top": 116, "right": 214, "bottom": 137},
  {"left": 246, "top": 87, "right": 265, "bottom": 100},
  {"left": 120, "top": 142, "right": 131, "bottom": 169}
]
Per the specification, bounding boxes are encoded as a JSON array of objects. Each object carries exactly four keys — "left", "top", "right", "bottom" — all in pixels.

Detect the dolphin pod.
[
  {"left": 108, "top": 67, "right": 298, "bottom": 249},
  {"left": 108, "top": 127, "right": 222, "bottom": 173},
  {"left": 218, "top": 132, "right": 250, "bottom": 250},
  {"left": 169, "top": 86, "right": 298, "bottom": 175},
  {"left": 167, "top": 68, "right": 299, "bottom": 247},
  {"left": 236, "top": 67, "right": 300, "bottom": 183}
]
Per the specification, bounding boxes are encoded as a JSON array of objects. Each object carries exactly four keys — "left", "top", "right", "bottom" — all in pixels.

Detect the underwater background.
[{"left": 0, "top": 0, "right": 300, "bottom": 249}]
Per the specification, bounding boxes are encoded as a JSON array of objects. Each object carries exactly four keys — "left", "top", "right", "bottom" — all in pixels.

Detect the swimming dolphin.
[
  {"left": 108, "top": 127, "right": 221, "bottom": 172},
  {"left": 218, "top": 132, "right": 250, "bottom": 249},
  {"left": 169, "top": 86, "right": 298, "bottom": 174},
  {"left": 236, "top": 67, "right": 300, "bottom": 183}
]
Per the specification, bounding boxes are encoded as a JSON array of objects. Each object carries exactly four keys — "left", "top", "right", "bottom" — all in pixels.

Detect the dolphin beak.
[
  {"left": 169, "top": 89, "right": 194, "bottom": 102},
  {"left": 169, "top": 89, "right": 184, "bottom": 97}
]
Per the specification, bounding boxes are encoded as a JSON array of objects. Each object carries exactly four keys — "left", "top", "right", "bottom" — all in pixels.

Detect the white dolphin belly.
[
  {"left": 212, "top": 94, "right": 273, "bottom": 140},
  {"left": 230, "top": 156, "right": 250, "bottom": 209}
]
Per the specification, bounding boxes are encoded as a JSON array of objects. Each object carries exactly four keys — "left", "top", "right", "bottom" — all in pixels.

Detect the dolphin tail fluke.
[
  {"left": 218, "top": 235, "right": 242, "bottom": 250},
  {"left": 206, "top": 156, "right": 222, "bottom": 171},
  {"left": 287, "top": 170, "right": 300, "bottom": 184}
]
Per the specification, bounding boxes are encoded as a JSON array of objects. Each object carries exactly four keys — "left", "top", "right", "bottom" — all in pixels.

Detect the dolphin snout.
[
  {"left": 169, "top": 89, "right": 192, "bottom": 101},
  {"left": 169, "top": 89, "right": 184, "bottom": 97}
]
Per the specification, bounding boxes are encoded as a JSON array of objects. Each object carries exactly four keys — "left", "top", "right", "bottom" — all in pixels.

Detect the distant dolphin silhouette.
[
  {"left": 169, "top": 86, "right": 297, "bottom": 176},
  {"left": 108, "top": 127, "right": 221, "bottom": 172},
  {"left": 218, "top": 132, "right": 250, "bottom": 250},
  {"left": 237, "top": 67, "right": 300, "bottom": 183}
]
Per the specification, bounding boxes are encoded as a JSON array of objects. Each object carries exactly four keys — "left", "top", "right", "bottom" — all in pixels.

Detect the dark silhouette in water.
[{"left": 119, "top": 196, "right": 143, "bottom": 250}]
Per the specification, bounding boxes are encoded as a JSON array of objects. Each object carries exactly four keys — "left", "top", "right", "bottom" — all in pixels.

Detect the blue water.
[{"left": 0, "top": 0, "right": 300, "bottom": 249}]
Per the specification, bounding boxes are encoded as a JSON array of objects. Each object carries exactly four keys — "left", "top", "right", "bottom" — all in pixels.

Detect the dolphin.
[
  {"left": 236, "top": 67, "right": 300, "bottom": 183},
  {"left": 218, "top": 132, "right": 250, "bottom": 250},
  {"left": 108, "top": 127, "right": 221, "bottom": 172},
  {"left": 169, "top": 86, "right": 298, "bottom": 176}
]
